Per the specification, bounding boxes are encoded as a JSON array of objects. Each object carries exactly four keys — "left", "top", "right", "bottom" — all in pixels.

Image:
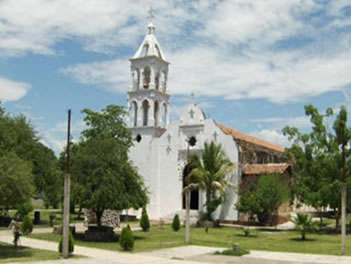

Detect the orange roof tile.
[
  {"left": 215, "top": 122, "right": 285, "bottom": 153},
  {"left": 243, "top": 163, "right": 290, "bottom": 175}
]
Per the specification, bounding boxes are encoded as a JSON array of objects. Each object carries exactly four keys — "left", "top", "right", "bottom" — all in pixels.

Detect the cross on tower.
[
  {"left": 190, "top": 91, "right": 195, "bottom": 104},
  {"left": 147, "top": 6, "right": 155, "bottom": 22}
]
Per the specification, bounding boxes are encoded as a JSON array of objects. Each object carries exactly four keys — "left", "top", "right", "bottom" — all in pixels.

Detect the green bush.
[
  {"left": 214, "top": 247, "right": 250, "bottom": 257},
  {"left": 119, "top": 224, "right": 134, "bottom": 251},
  {"left": 172, "top": 214, "right": 180, "bottom": 231},
  {"left": 58, "top": 232, "right": 75, "bottom": 254},
  {"left": 20, "top": 215, "right": 33, "bottom": 235},
  {"left": 15, "top": 203, "right": 33, "bottom": 220},
  {"left": 140, "top": 207, "right": 150, "bottom": 232},
  {"left": 236, "top": 174, "right": 289, "bottom": 225},
  {"left": 49, "top": 214, "right": 56, "bottom": 227}
]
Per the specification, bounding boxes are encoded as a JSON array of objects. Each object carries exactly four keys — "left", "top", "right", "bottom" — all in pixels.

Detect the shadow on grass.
[
  {"left": 235, "top": 234, "right": 258, "bottom": 238},
  {"left": 0, "top": 245, "right": 33, "bottom": 260},
  {"left": 289, "top": 237, "right": 316, "bottom": 242},
  {"left": 73, "top": 233, "right": 119, "bottom": 243}
]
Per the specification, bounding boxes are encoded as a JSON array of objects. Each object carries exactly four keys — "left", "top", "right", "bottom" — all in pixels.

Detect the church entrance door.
[{"left": 182, "top": 164, "right": 199, "bottom": 210}]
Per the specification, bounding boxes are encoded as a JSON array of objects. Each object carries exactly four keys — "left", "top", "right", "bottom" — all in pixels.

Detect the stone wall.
[{"left": 84, "top": 209, "right": 120, "bottom": 228}]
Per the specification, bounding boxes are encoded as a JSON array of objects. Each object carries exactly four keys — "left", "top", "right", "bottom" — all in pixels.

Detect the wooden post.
[{"left": 62, "top": 109, "right": 71, "bottom": 258}]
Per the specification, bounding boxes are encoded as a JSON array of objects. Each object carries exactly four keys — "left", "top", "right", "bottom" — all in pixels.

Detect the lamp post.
[{"left": 185, "top": 136, "right": 196, "bottom": 244}]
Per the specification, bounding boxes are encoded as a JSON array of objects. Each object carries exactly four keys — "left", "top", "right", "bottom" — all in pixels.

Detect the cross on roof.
[
  {"left": 189, "top": 109, "right": 195, "bottom": 119},
  {"left": 191, "top": 91, "right": 195, "bottom": 104},
  {"left": 147, "top": 6, "right": 155, "bottom": 22}
]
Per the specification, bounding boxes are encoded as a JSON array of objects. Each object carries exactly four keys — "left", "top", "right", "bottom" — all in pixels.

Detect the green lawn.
[
  {"left": 0, "top": 242, "right": 60, "bottom": 263},
  {"left": 29, "top": 225, "right": 351, "bottom": 256}
]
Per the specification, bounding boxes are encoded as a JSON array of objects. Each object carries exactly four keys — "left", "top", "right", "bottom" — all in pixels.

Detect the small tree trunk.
[
  {"left": 335, "top": 207, "right": 340, "bottom": 232},
  {"left": 341, "top": 183, "right": 347, "bottom": 255},
  {"left": 301, "top": 230, "right": 306, "bottom": 241},
  {"left": 95, "top": 210, "right": 103, "bottom": 227},
  {"left": 206, "top": 189, "right": 212, "bottom": 221}
]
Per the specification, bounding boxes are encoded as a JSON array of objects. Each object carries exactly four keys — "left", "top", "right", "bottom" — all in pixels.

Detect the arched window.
[
  {"left": 130, "top": 101, "right": 138, "bottom": 127},
  {"left": 142, "top": 100, "right": 149, "bottom": 126},
  {"left": 143, "top": 66, "right": 151, "bottom": 89},
  {"left": 161, "top": 71, "right": 167, "bottom": 92},
  {"left": 141, "top": 44, "right": 149, "bottom": 57},
  {"left": 154, "top": 101, "right": 159, "bottom": 126},
  {"left": 133, "top": 69, "right": 140, "bottom": 90},
  {"left": 155, "top": 71, "right": 160, "bottom": 90},
  {"left": 161, "top": 103, "right": 167, "bottom": 128}
]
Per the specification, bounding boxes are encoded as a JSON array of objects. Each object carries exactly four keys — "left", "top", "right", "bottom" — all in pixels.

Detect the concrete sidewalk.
[{"left": 1, "top": 229, "right": 351, "bottom": 264}]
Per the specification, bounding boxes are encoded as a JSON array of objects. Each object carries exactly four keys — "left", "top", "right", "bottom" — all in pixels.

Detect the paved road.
[{"left": 1, "top": 229, "right": 351, "bottom": 264}]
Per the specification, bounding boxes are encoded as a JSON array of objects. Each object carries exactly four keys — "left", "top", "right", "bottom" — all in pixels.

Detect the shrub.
[
  {"left": 236, "top": 174, "right": 289, "bottom": 225},
  {"left": 15, "top": 203, "right": 33, "bottom": 220},
  {"left": 49, "top": 214, "right": 56, "bottom": 227},
  {"left": 172, "top": 214, "right": 180, "bottom": 231},
  {"left": 20, "top": 215, "right": 33, "bottom": 235},
  {"left": 119, "top": 224, "right": 134, "bottom": 251},
  {"left": 58, "top": 232, "right": 75, "bottom": 254},
  {"left": 243, "top": 227, "right": 250, "bottom": 237},
  {"left": 215, "top": 248, "right": 249, "bottom": 257},
  {"left": 292, "top": 213, "right": 317, "bottom": 241},
  {"left": 140, "top": 207, "right": 150, "bottom": 232}
]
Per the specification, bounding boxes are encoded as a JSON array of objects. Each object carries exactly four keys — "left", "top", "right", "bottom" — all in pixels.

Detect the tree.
[
  {"left": 189, "top": 142, "right": 235, "bottom": 221},
  {"left": 71, "top": 105, "right": 148, "bottom": 226},
  {"left": 140, "top": 207, "right": 150, "bottom": 232},
  {"left": 333, "top": 106, "right": 351, "bottom": 255},
  {"left": 236, "top": 174, "right": 289, "bottom": 225},
  {"left": 0, "top": 152, "right": 34, "bottom": 209},
  {"left": 292, "top": 213, "right": 317, "bottom": 241},
  {"left": 283, "top": 105, "right": 351, "bottom": 254},
  {"left": 0, "top": 104, "right": 59, "bottom": 208}
]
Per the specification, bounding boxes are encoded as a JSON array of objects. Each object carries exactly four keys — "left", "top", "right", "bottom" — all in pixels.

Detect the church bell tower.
[{"left": 127, "top": 11, "right": 170, "bottom": 137}]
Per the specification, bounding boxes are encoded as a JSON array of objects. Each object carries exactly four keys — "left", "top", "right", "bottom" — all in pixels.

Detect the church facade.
[{"left": 126, "top": 22, "right": 289, "bottom": 221}]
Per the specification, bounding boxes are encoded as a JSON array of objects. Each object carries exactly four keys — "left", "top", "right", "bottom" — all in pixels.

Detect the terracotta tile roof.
[
  {"left": 243, "top": 163, "right": 290, "bottom": 175},
  {"left": 215, "top": 122, "right": 285, "bottom": 153}
]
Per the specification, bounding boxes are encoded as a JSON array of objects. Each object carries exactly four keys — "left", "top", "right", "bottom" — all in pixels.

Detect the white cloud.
[
  {"left": 251, "top": 129, "right": 290, "bottom": 147},
  {"left": 0, "top": 77, "right": 30, "bottom": 102},
  {"left": 39, "top": 120, "right": 86, "bottom": 155},
  {"left": 62, "top": 59, "right": 129, "bottom": 93},
  {"left": 2, "top": 0, "right": 350, "bottom": 104},
  {"left": 251, "top": 116, "right": 311, "bottom": 130}
]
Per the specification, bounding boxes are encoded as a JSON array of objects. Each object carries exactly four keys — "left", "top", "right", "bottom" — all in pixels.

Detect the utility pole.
[
  {"left": 185, "top": 136, "right": 196, "bottom": 244},
  {"left": 62, "top": 109, "right": 71, "bottom": 258}
]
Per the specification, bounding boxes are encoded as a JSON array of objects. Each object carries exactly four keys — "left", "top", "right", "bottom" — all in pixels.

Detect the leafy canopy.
[{"left": 69, "top": 105, "right": 147, "bottom": 225}]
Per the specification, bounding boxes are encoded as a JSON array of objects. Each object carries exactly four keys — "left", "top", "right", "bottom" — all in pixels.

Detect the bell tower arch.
[{"left": 127, "top": 19, "right": 170, "bottom": 137}]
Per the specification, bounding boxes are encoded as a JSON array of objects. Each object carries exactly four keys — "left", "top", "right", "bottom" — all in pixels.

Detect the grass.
[
  {"left": 0, "top": 242, "right": 60, "bottom": 263},
  {"left": 29, "top": 225, "right": 351, "bottom": 256}
]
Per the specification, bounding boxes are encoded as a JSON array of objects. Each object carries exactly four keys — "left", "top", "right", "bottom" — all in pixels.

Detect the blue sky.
[{"left": 0, "top": 0, "right": 350, "bottom": 154}]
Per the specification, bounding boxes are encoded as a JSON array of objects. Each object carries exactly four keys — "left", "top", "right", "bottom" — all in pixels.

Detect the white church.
[{"left": 127, "top": 21, "right": 290, "bottom": 221}]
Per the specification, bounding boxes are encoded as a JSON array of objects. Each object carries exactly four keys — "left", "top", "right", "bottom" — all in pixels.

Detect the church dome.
[
  {"left": 180, "top": 102, "right": 206, "bottom": 126},
  {"left": 133, "top": 22, "right": 167, "bottom": 61}
]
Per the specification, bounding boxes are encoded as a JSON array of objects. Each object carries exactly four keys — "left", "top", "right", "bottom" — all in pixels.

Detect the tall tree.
[
  {"left": 0, "top": 104, "right": 59, "bottom": 207},
  {"left": 0, "top": 152, "right": 34, "bottom": 209},
  {"left": 189, "top": 141, "right": 235, "bottom": 221},
  {"left": 333, "top": 106, "right": 351, "bottom": 255},
  {"left": 71, "top": 105, "right": 148, "bottom": 226},
  {"left": 283, "top": 104, "right": 351, "bottom": 255}
]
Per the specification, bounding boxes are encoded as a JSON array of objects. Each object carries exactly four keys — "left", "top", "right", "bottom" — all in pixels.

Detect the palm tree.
[
  {"left": 292, "top": 213, "right": 317, "bottom": 241},
  {"left": 188, "top": 141, "right": 235, "bottom": 221}
]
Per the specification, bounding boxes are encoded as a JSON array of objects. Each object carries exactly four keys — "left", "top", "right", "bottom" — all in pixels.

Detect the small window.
[{"left": 136, "top": 134, "right": 142, "bottom": 143}]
